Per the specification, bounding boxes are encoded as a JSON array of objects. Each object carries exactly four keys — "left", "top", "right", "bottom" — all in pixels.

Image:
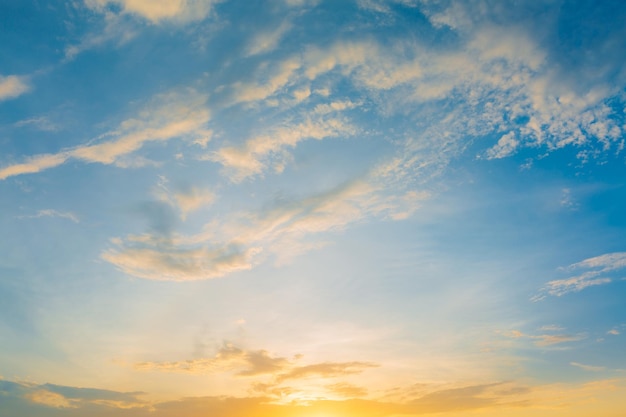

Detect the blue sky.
[{"left": 1, "top": 1, "right": 626, "bottom": 416}]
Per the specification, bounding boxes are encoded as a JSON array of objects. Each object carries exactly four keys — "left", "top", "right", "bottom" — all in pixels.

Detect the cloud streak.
[
  {"left": 0, "top": 90, "right": 210, "bottom": 180},
  {"left": 500, "top": 329, "right": 586, "bottom": 347},
  {"left": 134, "top": 342, "right": 377, "bottom": 387},
  {"left": 533, "top": 252, "right": 626, "bottom": 300},
  {"left": 209, "top": 115, "right": 356, "bottom": 182},
  {"left": 18, "top": 209, "right": 80, "bottom": 223}
]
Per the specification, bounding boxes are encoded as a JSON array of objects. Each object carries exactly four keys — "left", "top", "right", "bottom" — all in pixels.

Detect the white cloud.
[
  {"left": 567, "top": 252, "right": 626, "bottom": 272},
  {"left": 68, "top": 0, "right": 220, "bottom": 59},
  {"left": 0, "top": 89, "right": 210, "bottom": 180},
  {"left": 485, "top": 132, "right": 519, "bottom": 159},
  {"left": 65, "top": 8, "right": 137, "bottom": 60},
  {"left": 0, "top": 75, "right": 30, "bottom": 101},
  {"left": 231, "top": 58, "right": 301, "bottom": 105},
  {"left": 534, "top": 252, "right": 626, "bottom": 299},
  {"left": 246, "top": 22, "right": 293, "bottom": 56},
  {"left": 0, "top": 153, "right": 71, "bottom": 181},
  {"left": 570, "top": 362, "right": 606, "bottom": 372},
  {"left": 154, "top": 178, "right": 215, "bottom": 220},
  {"left": 210, "top": 115, "right": 356, "bottom": 182},
  {"left": 14, "top": 116, "right": 58, "bottom": 131},
  {"left": 283, "top": 0, "right": 320, "bottom": 8},
  {"left": 313, "top": 99, "right": 359, "bottom": 115},
  {"left": 18, "top": 210, "right": 80, "bottom": 223},
  {"left": 102, "top": 242, "right": 260, "bottom": 281},
  {"left": 541, "top": 272, "right": 611, "bottom": 297},
  {"left": 85, "top": 0, "right": 219, "bottom": 23}
]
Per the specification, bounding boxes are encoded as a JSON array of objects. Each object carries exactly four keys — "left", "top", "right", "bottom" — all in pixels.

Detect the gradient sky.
[{"left": 1, "top": 1, "right": 626, "bottom": 416}]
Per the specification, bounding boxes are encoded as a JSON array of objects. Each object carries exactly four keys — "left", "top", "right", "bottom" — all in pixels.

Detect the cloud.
[
  {"left": 0, "top": 379, "right": 147, "bottom": 411},
  {"left": 325, "top": 382, "right": 368, "bottom": 398},
  {"left": 568, "top": 252, "right": 626, "bottom": 272},
  {"left": 283, "top": 0, "right": 320, "bottom": 7},
  {"left": 608, "top": 329, "right": 620, "bottom": 336},
  {"left": 172, "top": 188, "right": 215, "bottom": 218},
  {"left": 135, "top": 343, "right": 376, "bottom": 390},
  {"left": 102, "top": 242, "right": 259, "bottom": 281},
  {"left": 3, "top": 376, "right": 626, "bottom": 416},
  {"left": 485, "top": 132, "right": 519, "bottom": 159},
  {"left": 153, "top": 177, "right": 215, "bottom": 220},
  {"left": 64, "top": 8, "right": 137, "bottom": 60},
  {"left": 533, "top": 334, "right": 585, "bottom": 347},
  {"left": 25, "top": 389, "right": 76, "bottom": 408},
  {"left": 0, "top": 75, "right": 30, "bottom": 101},
  {"left": 312, "top": 99, "right": 360, "bottom": 115},
  {"left": 286, "top": 6, "right": 624, "bottom": 165},
  {"left": 210, "top": 115, "right": 356, "bottom": 182},
  {"left": 0, "top": 89, "right": 210, "bottom": 181},
  {"left": 276, "top": 361, "right": 378, "bottom": 383},
  {"left": 534, "top": 252, "right": 626, "bottom": 299},
  {"left": 85, "top": 0, "right": 220, "bottom": 23},
  {"left": 500, "top": 329, "right": 585, "bottom": 347},
  {"left": 0, "top": 153, "right": 71, "bottom": 181},
  {"left": 135, "top": 343, "right": 291, "bottom": 376},
  {"left": 14, "top": 116, "right": 58, "bottom": 132},
  {"left": 231, "top": 58, "right": 301, "bottom": 105},
  {"left": 539, "top": 325, "right": 564, "bottom": 332},
  {"left": 246, "top": 22, "right": 293, "bottom": 56},
  {"left": 570, "top": 362, "right": 606, "bottom": 372},
  {"left": 17, "top": 209, "right": 80, "bottom": 223},
  {"left": 103, "top": 174, "right": 429, "bottom": 281}
]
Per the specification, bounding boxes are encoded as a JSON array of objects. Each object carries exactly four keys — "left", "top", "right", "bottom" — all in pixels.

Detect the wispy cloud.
[
  {"left": 64, "top": 8, "right": 137, "bottom": 60},
  {"left": 135, "top": 342, "right": 377, "bottom": 387},
  {"left": 570, "top": 362, "right": 606, "bottom": 372},
  {"left": 135, "top": 343, "right": 291, "bottom": 376},
  {"left": 533, "top": 252, "right": 626, "bottom": 300},
  {"left": 500, "top": 329, "right": 586, "bottom": 347},
  {"left": 245, "top": 21, "right": 293, "bottom": 56},
  {"left": 276, "top": 361, "right": 377, "bottom": 383},
  {"left": 18, "top": 209, "right": 80, "bottom": 223},
  {"left": 325, "top": 382, "right": 368, "bottom": 398},
  {"left": 14, "top": 116, "right": 58, "bottom": 132},
  {"left": 102, "top": 175, "right": 430, "bottom": 281},
  {"left": 0, "top": 74, "right": 30, "bottom": 101},
  {"left": 0, "top": 89, "right": 210, "bottom": 180},
  {"left": 153, "top": 176, "right": 215, "bottom": 220},
  {"left": 230, "top": 58, "right": 301, "bottom": 105},
  {"left": 84, "top": 0, "right": 220, "bottom": 24},
  {"left": 209, "top": 115, "right": 356, "bottom": 182}
]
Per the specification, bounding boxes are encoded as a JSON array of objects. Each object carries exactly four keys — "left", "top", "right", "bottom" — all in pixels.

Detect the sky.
[{"left": 1, "top": 0, "right": 626, "bottom": 416}]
